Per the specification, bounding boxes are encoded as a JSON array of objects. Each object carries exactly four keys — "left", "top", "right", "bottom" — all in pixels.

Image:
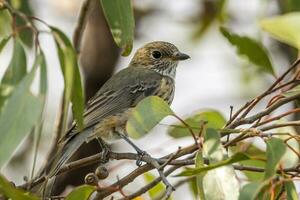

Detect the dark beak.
[{"left": 173, "top": 52, "right": 190, "bottom": 61}]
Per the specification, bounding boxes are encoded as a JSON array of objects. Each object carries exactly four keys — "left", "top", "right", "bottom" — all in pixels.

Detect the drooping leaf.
[
  {"left": 0, "top": 174, "right": 39, "bottom": 200},
  {"left": 0, "top": 38, "right": 27, "bottom": 114},
  {"left": 1, "top": 38, "right": 27, "bottom": 86},
  {"left": 284, "top": 180, "right": 298, "bottom": 200},
  {"left": 12, "top": 0, "right": 34, "bottom": 47},
  {"left": 143, "top": 172, "right": 171, "bottom": 199},
  {"left": 264, "top": 138, "right": 286, "bottom": 179},
  {"left": 178, "top": 152, "right": 250, "bottom": 176},
  {"left": 65, "top": 185, "right": 95, "bottom": 200},
  {"left": 231, "top": 142, "right": 266, "bottom": 182},
  {"left": 101, "top": 0, "right": 134, "bottom": 56},
  {"left": 126, "top": 96, "right": 174, "bottom": 139},
  {"left": 260, "top": 13, "right": 300, "bottom": 49},
  {"left": 0, "top": 36, "right": 10, "bottom": 53},
  {"left": 193, "top": 0, "right": 227, "bottom": 39},
  {"left": 168, "top": 109, "right": 226, "bottom": 138},
  {"left": 188, "top": 177, "right": 199, "bottom": 199},
  {"left": 201, "top": 128, "right": 240, "bottom": 200},
  {"left": 195, "top": 152, "right": 205, "bottom": 200},
  {"left": 0, "top": 55, "right": 43, "bottom": 168},
  {"left": 51, "top": 27, "right": 84, "bottom": 130},
  {"left": 0, "top": 9, "right": 12, "bottom": 37},
  {"left": 220, "top": 27, "right": 274, "bottom": 76},
  {"left": 238, "top": 182, "right": 266, "bottom": 200}
]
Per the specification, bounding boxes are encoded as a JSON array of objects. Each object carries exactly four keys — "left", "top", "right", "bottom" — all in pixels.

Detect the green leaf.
[
  {"left": 65, "top": 185, "right": 95, "bottom": 200},
  {"left": 264, "top": 138, "right": 286, "bottom": 179},
  {"left": 178, "top": 152, "right": 250, "bottom": 176},
  {"left": 39, "top": 51, "right": 48, "bottom": 96},
  {"left": 51, "top": 27, "right": 84, "bottom": 130},
  {"left": 168, "top": 109, "right": 226, "bottom": 138},
  {"left": 126, "top": 96, "right": 174, "bottom": 139},
  {"left": 200, "top": 128, "right": 240, "bottom": 199},
  {"left": 1, "top": 38, "right": 27, "bottom": 86},
  {"left": 284, "top": 181, "right": 298, "bottom": 200},
  {"left": 238, "top": 182, "right": 265, "bottom": 200},
  {"left": 260, "top": 13, "right": 300, "bottom": 49},
  {"left": 231, "top": 142, "right": 266, "bottom": 181},
  {"left": 283, "top": 85, "right": 300, "bottom": 97},
  {"left": 101, "top": 0, "right": 134, "bottom": 56},
  {"left": 193, "top": 0, "right": 227, "bottom": 39},
  {"left": 0, "top": 36, "right": 10, "bottom": 53},
  {"left": 0, "top": 174, "right": 39, "bottom": 200},
  {"left": 143, "top": 172, "right": 171, "bottom": 199},
  {"left": 0, "top": 38, "right": 27, "bottom": 112},
  {"left": 0, "top": 9, "right": 12, "bottom": 37},
  {"left": 0, "top": 55, "right": 43, "bottom": 168},
  {"left": 195, "top": 151, "right": 205, "bottom": 200},
  {"left": 220, "top": 27, "right": 274, "bottom": 76}
]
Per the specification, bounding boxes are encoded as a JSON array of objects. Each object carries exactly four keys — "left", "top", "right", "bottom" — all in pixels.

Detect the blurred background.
[{"left": 0, "top": 0, "right": 298, "bottom": 199}]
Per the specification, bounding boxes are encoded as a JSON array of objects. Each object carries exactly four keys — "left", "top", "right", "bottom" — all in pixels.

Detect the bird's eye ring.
[{"left": 151, "top": 50, "right": 162, "bottom": 59}]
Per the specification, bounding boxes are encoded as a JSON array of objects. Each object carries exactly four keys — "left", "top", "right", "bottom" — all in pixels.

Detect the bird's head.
[{"left": 129, "top": 41, "right": 190, "bottom": 77}]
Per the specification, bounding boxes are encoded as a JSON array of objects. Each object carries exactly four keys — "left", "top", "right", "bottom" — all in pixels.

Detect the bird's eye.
[{"left": 151, "top": 51, "right": 162, "bottom": 59}]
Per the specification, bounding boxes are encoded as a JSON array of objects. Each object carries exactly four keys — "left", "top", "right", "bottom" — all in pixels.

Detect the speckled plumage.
[{"left": 46, "top": 41, "right": 189, "bottom": 178}]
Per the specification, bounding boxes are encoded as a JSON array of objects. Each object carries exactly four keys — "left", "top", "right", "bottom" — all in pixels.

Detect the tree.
[{"left": 1, "top": 0, "right": 300, "bottom": 199}]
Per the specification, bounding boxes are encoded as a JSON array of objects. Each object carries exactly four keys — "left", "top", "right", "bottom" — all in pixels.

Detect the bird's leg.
[
  {"left": 116, "top": 132, "right": 145, "bottom": 166},
  {"left": 96, "top": 137, "right": 110, "bottom": 163}
]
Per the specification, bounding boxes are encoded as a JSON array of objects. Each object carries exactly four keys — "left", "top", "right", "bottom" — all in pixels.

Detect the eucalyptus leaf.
[
  {"left": 284, "top": 181, "right": 298, "bottom": 200},
  {"left": 126, "top": 96, "right": 174, "bottom": 139},
  {"left": 260, "top": 13, "right": 300, "bottom": 49},
  {"left": 238, "top": 182, "right": 265, "bottom": 200},
  {"left": 168, "top": 109, "right": 226, "bottom": 138},
  {"left": 65, "top": 185, "right": 95, "bottom": 200},
  {"left": 101, "top": 0, "right": 134, "bottom": 56},
  {"left": 51, "top": 27, "right": 84, "bottom": 130},
  {"left": 220, "top": 27, "right": 274, "bottom": 76},
  {"left": 0, "top": 174, "right": 38, "bottom": 200},
  {"left": 0, "top": 38, "right": 27, "bottom": 111},
  {"left": 144, "top": 172, "right": 171, "bottom": 199},
  {"left": 264, "top": 138, "right": 286, "bottom": 179},
  {"left": 0, "top": 10, "right": 12, "bottom": 37},
  {"left": 0, "top": 55, "right": 43, "bottom": 168}
]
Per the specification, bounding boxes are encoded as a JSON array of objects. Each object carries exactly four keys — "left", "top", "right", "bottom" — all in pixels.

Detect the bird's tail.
[{"left": 38, "top": 127, "right": 93, "bottom": 197}]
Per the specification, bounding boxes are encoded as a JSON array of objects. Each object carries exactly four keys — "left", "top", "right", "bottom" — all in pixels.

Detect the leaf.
[
  {"left": 39, "top": 51, "right": 48, "bottom": 96},
  {"left": 0, "top": 38, "right": 27, "bottom": 117},
  {"left": 0, "top": 9, "right": 12, "bottom": 37},
  {"left": 284, "top": 181, "right": 298, "bottom": 200},
  {"left": 260, "top": 13, "right": 300, "bottom": 49},
  {"left": 143, "top": 172, "right": 171, "bottom": 199},
  {"left": 0, "top": 55, "right": 43, "bottom": 168},
  {"left": 0, "top": 36, "right": 10, "bottom": 53},
  {"left": 65, "top": 185, "right": 95, "bottom": 200},
  {"left": 238, "top": 182, "right": 266, "bottom": 200},
  {"left": 231, "top": 142, "right": 266, "bottom": 181},
  {"left": 1, "top": 38, "right": 27, "bottom": 86},
  {"left": 126, "top": 96, "right": 174, "bottom": 139},
  {"left": 264, "top": 138, "right": 286, "bottom": 179},
  {"left": 283, "top": 85, "right": 300, "bottom": 97},
  {"left": 101, "top": 0, "right": 134, "bottom": 56},
  {"left": 193, "top": 0, "right": 227, "bottom": 39},
  {"left": 220, "top": 27, "right": 274, "bottom": 76},
  {"left": 200, "top": 128, "right": 240, "bottom": 200},
  {"left": 178, "top": 152, "right": 250, "bottom": 176},
  {"left": 51, "top": 27, "right": 84, "bottom": 130},
  {"left": 195, "top": 151, "right": 205, "bottom": 200},
  {"left": 168, "top": 109, "right": 226, "bottom": 138},
  {"left": 0, "top": 174, "right": 39, "bottom": 200}
]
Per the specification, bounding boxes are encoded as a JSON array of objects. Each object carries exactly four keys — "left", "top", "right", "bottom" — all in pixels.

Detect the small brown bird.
[{"left": 45, "top": 41, "right": 190, "bottom": 179}]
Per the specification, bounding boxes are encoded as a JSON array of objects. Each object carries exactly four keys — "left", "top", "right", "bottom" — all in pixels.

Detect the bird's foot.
[
  {"left": 96, "top": 138, "right": 111, "bottom": 163},
  {"left": 136, "top": 150, "right": 146, "bottom": 166}
]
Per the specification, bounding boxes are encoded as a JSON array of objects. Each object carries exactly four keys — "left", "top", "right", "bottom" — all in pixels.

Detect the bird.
[{"left": 44, "top": 41, "right": 190, "bottom": 182}]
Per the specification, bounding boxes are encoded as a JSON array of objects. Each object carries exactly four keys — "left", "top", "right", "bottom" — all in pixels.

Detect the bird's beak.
[{"left": 173, "top": 52, "right": 190, "bottom": 61}]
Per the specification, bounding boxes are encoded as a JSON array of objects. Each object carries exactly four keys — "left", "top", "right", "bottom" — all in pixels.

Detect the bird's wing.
[{"left": 61, "top": 67, "right": 163, "bottom": 142}]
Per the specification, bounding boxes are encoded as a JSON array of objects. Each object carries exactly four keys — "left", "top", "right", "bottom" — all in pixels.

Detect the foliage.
[{"left": 0, "top": 1, "right": 300, "bottom": 200}]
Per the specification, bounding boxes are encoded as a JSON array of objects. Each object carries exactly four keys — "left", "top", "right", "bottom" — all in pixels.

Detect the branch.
[{"left": 73, "top": 0, "right": 92, "bottom": 53}]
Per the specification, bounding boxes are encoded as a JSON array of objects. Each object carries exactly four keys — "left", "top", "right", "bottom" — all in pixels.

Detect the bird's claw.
[{"left": 136, "top": 151, "right": 146, "bottom": 166}]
